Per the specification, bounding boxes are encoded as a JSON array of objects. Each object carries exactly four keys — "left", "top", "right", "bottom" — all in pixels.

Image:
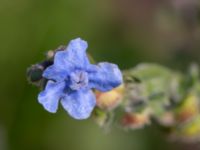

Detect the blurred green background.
[{"left": 0, "top": 0, "right": 200, "bottom": 150}]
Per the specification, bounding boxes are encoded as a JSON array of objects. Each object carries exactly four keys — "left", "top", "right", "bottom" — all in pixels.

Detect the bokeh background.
[{"left": 0, "top": 0, "right": 200, "bottom": 150}]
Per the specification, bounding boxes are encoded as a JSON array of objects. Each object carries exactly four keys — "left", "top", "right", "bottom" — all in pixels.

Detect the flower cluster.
[
  {"left": 27, "top": 38, "right": 200, "bottom": 143},
  {"left": 38, "top": 38, "right": 122, "bottom": 119}
]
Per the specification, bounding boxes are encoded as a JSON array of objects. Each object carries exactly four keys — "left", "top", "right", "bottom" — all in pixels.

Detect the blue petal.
[
  {"left": 54, "top": 38, "right": 89, "bottom": 72},
  {"left": 38, "top": 81, "right": 65, "bottom": 113},
  {"left": 43, "top": 65, "right": 68, "bottom": 82},
  {"left": 60, "top": 89, "right": 96, "bottom": 119},
  {"left": 88, "top": 62, "right": 123, "bottom": 92}
]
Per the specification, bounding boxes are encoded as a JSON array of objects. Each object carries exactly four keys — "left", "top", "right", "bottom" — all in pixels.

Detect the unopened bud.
[
  {"left": 121, "top": 110, "right": 150, "bottom": 129},
  {"left": 95, "top": 85, "right": 124, "bottom": 110},
  {"left": 175, "top": 94, "right": 199, "bottom": 123}
]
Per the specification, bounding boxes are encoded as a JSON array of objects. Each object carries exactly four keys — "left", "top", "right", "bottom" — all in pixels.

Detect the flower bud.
[
  {"left": 121, "top": 110, "right": 150, "bottom": 129},
  {"left": 95, "top": 85, "right": 124, "bottom": 110},
  {"left": 173, "top": 115, "right": 200, "bottom": 141},
  {"left": 27, "top": 64, "right": 44, "bottom": 83},
  {"left": 175, "top": 94, "right": 199, "bottom": 123}
]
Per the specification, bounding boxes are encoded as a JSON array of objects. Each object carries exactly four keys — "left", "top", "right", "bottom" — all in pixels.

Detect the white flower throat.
[{"left": 69, "top": 70, "right": 89, "bottom": 90}]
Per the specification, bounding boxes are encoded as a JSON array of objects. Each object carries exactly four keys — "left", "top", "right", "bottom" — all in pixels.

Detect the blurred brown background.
[{"left": 0, "top": 0, "right": 200, "bottom": 150}]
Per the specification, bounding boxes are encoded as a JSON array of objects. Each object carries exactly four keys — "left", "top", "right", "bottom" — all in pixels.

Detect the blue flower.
[{"left": 38, "top": 38, "right": 122, "bottom": 119}]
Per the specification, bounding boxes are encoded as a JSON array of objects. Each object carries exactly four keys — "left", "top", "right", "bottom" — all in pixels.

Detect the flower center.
[{"left": 69, "top": 70, "right": 88, "bottom": 90}]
